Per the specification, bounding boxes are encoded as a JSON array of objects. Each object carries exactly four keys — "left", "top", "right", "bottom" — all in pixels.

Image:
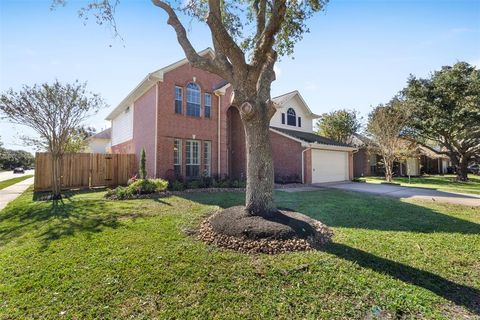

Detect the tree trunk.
[
  {"left": 384, "top": 157, "right": 393, "bottom": 183},
  {"left": 457, "top": 156, "right": 469, "bottom": 181},
  {"left": 51, "top": 154, "right": 62, "bottom": 199},
  {"left": 241, "top": 102, "right": 276, "bottom": 217}
]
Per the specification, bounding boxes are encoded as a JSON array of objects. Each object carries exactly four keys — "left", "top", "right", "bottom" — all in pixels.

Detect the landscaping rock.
[{"left": 199, "top": 206, "right": 333, "bottom": 254}]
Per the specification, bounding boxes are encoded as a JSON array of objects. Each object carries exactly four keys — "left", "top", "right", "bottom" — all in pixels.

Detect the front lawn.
[
  {"left": 0, "top": 188, "right": 479, "bottom": 319},
  {"left": 0, "top": 175, "right": 33, "bottom": 190},
  {"left": 358, "top": 174, "right": 480, "bottom": 195}
]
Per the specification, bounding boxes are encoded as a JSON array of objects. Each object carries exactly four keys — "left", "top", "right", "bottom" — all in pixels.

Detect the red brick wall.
[
  {"left": 353, "top": 148, "right": 372, "bottom": 177},
  {"left": 304, "top": 149, "right": 312, "bottom": 184},
  {"left": 111, "top": 140, "right": 135, "bottom": 154},
  {"left": 133, "top": 85, "right": 157, "bottom": 177},
  {"left": 270, "top": 131, "right": 303, "bottom": 183},
  {"left": 156, "top": 63, "right": 225, "bottom": 179}
]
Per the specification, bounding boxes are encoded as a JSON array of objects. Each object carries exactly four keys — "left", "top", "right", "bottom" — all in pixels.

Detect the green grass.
[
  {"left": 0, "top": 175, "right": 33, "bottom": 190},
  {"left": 0, "top": 188, "right": 479, "bottom": 319},
  {"left": 358, "top": 174, "right": 480, "bottom": 195}
]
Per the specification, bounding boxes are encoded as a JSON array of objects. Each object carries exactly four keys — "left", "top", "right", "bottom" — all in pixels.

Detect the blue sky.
[{"left": 1, "top": 0, "right": 479, "bottom": 153}]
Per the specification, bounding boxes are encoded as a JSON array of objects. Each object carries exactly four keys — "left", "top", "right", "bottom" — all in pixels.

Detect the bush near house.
[
  {"left": 105, "top": 178, "right": 168, "bottom": 200},
  {"left": 166, "top": 174, "right": 246, "bottom": 191}
]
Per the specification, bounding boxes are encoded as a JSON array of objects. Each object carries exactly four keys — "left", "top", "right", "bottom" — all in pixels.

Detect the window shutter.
[{"left": 281, "top": 113, "right": 285, "bottom": 124}]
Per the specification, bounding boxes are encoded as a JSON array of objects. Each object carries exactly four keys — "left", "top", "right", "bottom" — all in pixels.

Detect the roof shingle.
[{"left": 270, "top": 127, "right": 352, "bottom": 147}]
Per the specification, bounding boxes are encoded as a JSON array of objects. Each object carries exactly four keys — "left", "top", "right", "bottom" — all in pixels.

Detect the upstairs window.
[
  {"left": 186, "top": 83, "right": 201, "bottom": 117},
  {"left": 287, "top": 108, "right": 296, "bottom": 126},
  {"left": 175, "top": 86, "right": 182, "bottom": 114},
  {"left": 204, "top": 93, "right": 211, "bottom": 118}
]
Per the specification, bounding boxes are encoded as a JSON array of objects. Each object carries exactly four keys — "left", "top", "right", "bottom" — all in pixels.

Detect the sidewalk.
[{"left": 0, "top": 177, "right": 34, "bottom": 211}]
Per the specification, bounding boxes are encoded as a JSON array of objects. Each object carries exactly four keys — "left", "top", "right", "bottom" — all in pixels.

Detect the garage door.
[{"left": 311, "top": 149, "right": 348, "bottom": 183}]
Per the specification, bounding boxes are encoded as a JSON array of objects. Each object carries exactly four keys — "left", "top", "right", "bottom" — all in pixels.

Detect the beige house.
[{"left": 84, "top": 128, "right": 111, "bottom": 154}]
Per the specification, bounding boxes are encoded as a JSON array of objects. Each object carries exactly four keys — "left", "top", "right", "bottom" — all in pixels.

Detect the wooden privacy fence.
[{"left": 34, "top": 153, "right": 137, "bottom": 191}]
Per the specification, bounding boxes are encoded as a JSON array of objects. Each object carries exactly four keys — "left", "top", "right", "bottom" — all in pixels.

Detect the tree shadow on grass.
[
  {"left": 182, "top": 190, "right": 480, "bottom": 234},
  {"left": 0, "top": 191, "right": 127, "bottom": 249},
  {"left": 322, "top": 242, "right": 480, "bottom": 315}
]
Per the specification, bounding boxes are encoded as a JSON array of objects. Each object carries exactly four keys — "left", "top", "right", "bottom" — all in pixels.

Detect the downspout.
[
  {"left": 216, "top": 92, "right": 222, "bottom": 176},
  {"left": 301, "top": 146, "right": 312, "bottom": 184}
]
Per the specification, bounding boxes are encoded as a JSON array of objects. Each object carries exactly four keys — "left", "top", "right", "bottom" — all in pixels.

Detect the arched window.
[
  {"left": 287, "top": 108, "right": 296, "bottom": 126},
  {"left": 186, "top": 83, "right": 201, "bottom": 117}
]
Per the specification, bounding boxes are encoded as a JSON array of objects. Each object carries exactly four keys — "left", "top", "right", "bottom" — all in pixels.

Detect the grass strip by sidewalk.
[{"left": 0, "top": 175, "right": 33, "bottom": 190}]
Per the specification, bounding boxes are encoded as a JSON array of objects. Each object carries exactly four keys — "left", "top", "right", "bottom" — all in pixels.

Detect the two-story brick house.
[{"left": 107, "top": 48, "right": 356, "bottom": 184}]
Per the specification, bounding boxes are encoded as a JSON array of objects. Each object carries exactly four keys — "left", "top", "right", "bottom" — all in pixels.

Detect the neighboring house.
[
  {"left": 351, "top": 133, "right": 451, "bottom": 177},
  {"left": 106, "top": 48, "right": 356, "bottom": 184},
  {"left": 84, "top": 128, "right": 111, "bottom": 153},
  {"left": 409, "top": 146, "right": 451, "bottom": 175},
  {"left": 349, "top": 133, "right": 380, "bottom": 177}
]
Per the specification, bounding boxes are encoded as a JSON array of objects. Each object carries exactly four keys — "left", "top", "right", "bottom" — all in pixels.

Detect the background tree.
[
  {"left": 0, "top": 81, "right": 105, "bottom": 198},
  {"left": 0, "top": 149, "right": 35, "bottom": 170},
  {"left": 315, "top": 109, "right": 361, "bottom": 144},
  {"left": 367, "top": 98, "right": 412, "bottom": 182},
  {"left": 59, "top": 0, "right": 329, "bottom": 217},
  {"left": 403, "top": 62, "right": 480, "bottom": 181},
  {"left": 64, "top": 126, "right": 97, "bottom": 153}
]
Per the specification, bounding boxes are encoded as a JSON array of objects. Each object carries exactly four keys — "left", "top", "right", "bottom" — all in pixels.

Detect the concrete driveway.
[{"left": 311, "top": 181, "right": 480, "bottom": 206}]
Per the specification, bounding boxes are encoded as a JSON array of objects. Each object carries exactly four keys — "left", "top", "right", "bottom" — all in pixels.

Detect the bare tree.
[
  {"left": 367, "top": 98, "right": 412, "bottom": 183},
  {"left": 58, "top": 0, "right": 328, "bottom": 217},
  {"left": 0, "top": 81, "right": 105, "bottom": 198}
]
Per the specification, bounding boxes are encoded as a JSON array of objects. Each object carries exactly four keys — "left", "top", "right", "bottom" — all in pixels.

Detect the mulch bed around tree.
[{"left": 198, "top": 206, "right": 333, "bottom": 254}]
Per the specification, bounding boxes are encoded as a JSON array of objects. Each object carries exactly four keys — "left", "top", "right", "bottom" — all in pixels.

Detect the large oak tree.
[
  {"left": 403, "top": 62, "right": 480, "bottom": 181},
  {"left": 63, "top": 0, "right": 328, "bottom": 216}
]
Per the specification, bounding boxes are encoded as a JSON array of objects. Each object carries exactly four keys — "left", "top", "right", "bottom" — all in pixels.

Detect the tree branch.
[
  {"left": 254, "top": 0, "right": 267, "bottom": 40},
  {"left": 152, "top": 0, "right": 224, "bottom": 75},
  {"left": 251, "top": 0, "right": 287, "bottom": 67},
  {"left": 205, "top": 0, "right": 246, "bottom": 68}
]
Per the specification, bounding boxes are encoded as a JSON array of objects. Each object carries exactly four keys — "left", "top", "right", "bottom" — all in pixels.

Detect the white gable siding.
[
  {"left": 111, "top": 106, "right": 133, "bottom": 146},
  {"left": 270, "top": 96, "right": 314, "bottom": 133}
]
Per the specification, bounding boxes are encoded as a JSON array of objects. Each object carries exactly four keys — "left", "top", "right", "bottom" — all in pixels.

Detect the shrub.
[
  {"left": 187, "top": 180, "right": 201, "bottom": 189},
  {"left": 152, "top": 178, "right": 169, "bottom": 191},
  {"left": 171, "top": 180, "right": 185, "bottom": 191},
  {"left": 139, "top": 148, "right": 147, "bottom": 179},
  {"left": 105, "top": 186, "right": 131, "bottom": 200},
  {"left": 127, "top": 175, "right": 138, "bottom": 185},
  {"left": 218, "top": 179, "right": 230, "bottom": 188},
  {"left": 105, "top": 178, "right": 168, "bottom": 199},
  {"left": 128, "top": 178, "right": 169, "bottom": 194},
  {"left": 128, "top": 179, "right": 156, "bottom": 194},
  {"left": 199, "top": 176, "right": 213, "bottom": 188}
]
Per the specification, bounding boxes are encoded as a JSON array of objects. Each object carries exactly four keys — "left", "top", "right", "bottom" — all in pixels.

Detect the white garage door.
[{"left": 311, "top": 149, "right": 348, "bottom": 183}]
